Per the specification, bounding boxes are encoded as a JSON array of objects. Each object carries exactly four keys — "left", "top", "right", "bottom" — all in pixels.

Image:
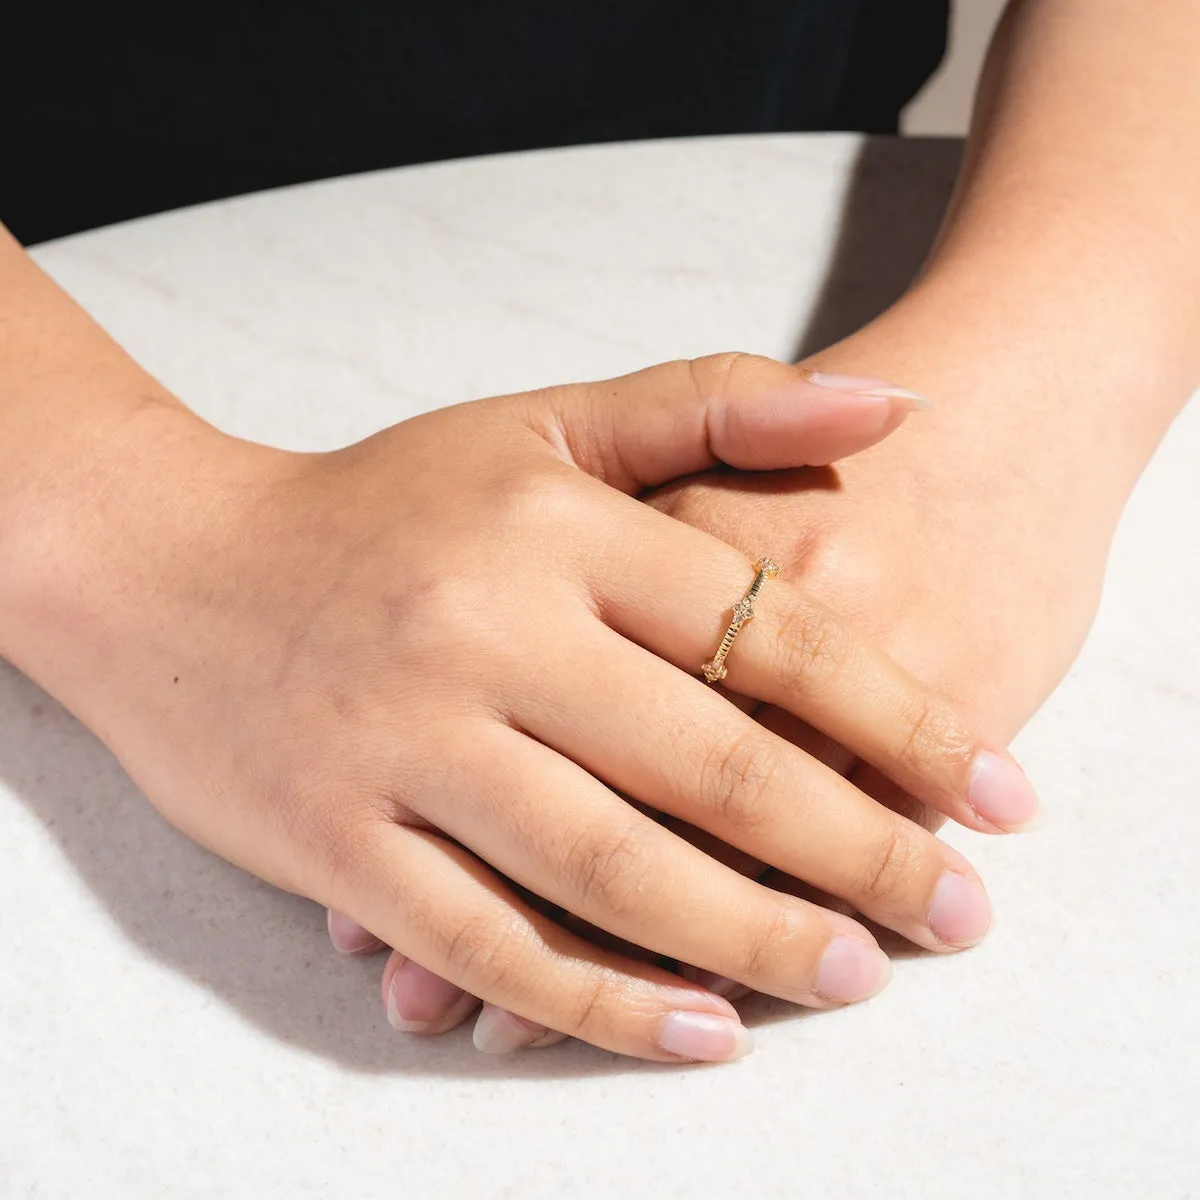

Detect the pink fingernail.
[
  {"left": 326, "top": 909, "right": 381, "bottom": 955},
  {"left": 807, "top": 371, "right": 933, "bottom": 410},
  {"left": 657, "top": 1012, "right": 754, "bottom": 1062},
  {"left": 386, "top": 959, "right": 467, "bottom": 1030},
  {"left": 968, "top": 751, "right": 1042, "bottom": 831},
  {"left": 927, "top": 872, "right": 993, "bottom": 949},
  {"left": 814, "top": 936, "right": 892, "bottom": 1003},
  {"left": 473, "top": 1005, "right": 550, "bottom": 1054}
]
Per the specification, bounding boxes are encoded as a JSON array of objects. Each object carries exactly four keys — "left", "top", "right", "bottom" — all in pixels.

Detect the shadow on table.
[
  {"left": 0, "top": 136, "right": 963, "bottom": 1079},
  {"left": 793, "top": 136, "right": 963, "bottom": 358}
]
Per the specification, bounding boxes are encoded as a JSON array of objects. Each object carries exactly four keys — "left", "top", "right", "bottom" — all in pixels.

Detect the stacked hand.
[
  {"left": 13, "top": 343, "right": 1052, "bottom": 1064},
  {"left": 324, "top": 303, "right": 1112, "bottom": 1057}
]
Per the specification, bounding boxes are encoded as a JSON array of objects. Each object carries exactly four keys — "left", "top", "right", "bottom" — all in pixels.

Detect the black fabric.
[{"left": 6, "top": 1, "right": 949, "bottom": 245}]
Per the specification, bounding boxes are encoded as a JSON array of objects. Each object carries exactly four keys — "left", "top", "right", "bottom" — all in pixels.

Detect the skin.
[
  {"left": 0, "top": 230, "right": 1035, "bottom": 1063},
  {"left": 3, "top": 0, "right": 1198, "bottom": 1060},
  {"left": 330, "top": 0, "right": 1200, "bottom": 1051}
]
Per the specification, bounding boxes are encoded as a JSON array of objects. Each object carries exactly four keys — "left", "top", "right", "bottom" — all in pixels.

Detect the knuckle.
[
  {"left": 687, "top": 351, "right": 750, "bottom": 404},
  {"left": 856, "top": 825, "right": 922, "bottom": 909},
  {"left": 564, "top": 824, "right": 652, "bottom": 917},
  {"left": 563, "top": 971, "right": 614, "bottom": 1037},
  {"left": 491, "top": 462, "right": 589, "bottom": 534},
  {"left": 697, "top": 730, "right": 782, "bottom": 835},
  {"left": 315, "top": 803, "right": 379, "bottom": 887},
  {"left": 741, "top": 905, "right": 802, "bottom": 981},
  {"left": 437, "top": 910, "right": 527, "bottom": 993},
  {"left": 896, "top": 697, "right": 975, "bottom": 774},
  {"left": 269, "top": 775, "right": 382, "bottom": 899},
  {"left": 773, "top": 598, "right": 847, "bottom": 692}
]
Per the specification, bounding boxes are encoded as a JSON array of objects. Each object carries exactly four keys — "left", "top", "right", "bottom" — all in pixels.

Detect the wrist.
[
  {"left": 804, "top": 274, "right": 1186, "bottom": 534},
  {"left": 0, "top": 396, "right": 274, "bottom": 728}
]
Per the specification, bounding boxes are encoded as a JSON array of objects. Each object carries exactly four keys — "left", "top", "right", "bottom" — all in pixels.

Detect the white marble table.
[{"left": 3, "top": 135, "right": 1198, "bottom": 1198}]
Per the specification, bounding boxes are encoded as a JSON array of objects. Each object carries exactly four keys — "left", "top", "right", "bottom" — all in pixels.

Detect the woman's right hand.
[{"left": 6, "top": 353, "right": 1035, "bottom": 1062}]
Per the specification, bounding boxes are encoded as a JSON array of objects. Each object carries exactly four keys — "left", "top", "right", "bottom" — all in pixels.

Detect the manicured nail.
[
  {"left": 927, "top": 872, "right": 993, "bottom": 949},
  {"left": 657, "top": 1012, "right": 755, "bottom": 1062},
  {"left": 386, "top": 959, "right": 467, "bottom": 1031},
  {"left": 807, "top": 371, "right": 933, "bottom": 410},
  {"left": 326, "top": 909, "right": 381, "bottom": 955},
  {"left": 678, "top": 965, "right": 750, "bottom": 1000},
  {"left": 968, "top": 751, "right": 1041, "bottom": 831},
  {"left": 473, "top": 1005, "right": 551, "bottom": 1055},
  {"left": 814, "top": 936, "right": 893, "bottom": 1003}
]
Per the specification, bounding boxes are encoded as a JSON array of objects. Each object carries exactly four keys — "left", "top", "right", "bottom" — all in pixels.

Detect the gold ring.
[{"left": 701, "top": 557, "right": 780, "bottom": 683}]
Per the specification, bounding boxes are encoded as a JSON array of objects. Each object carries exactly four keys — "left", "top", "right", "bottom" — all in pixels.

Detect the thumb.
[{"left": 529, "top": 353, "right": 931, "bottom": 492}]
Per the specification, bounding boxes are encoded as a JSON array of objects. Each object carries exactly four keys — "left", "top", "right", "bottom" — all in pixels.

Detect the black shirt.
[{"left": 7, "top": 0, "right": 949, "bottom": 245}]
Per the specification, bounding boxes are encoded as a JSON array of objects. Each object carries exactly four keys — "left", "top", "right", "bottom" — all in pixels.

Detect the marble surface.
[{"left": 3, "top": 135, "right": 1198, "bottom": 1198}]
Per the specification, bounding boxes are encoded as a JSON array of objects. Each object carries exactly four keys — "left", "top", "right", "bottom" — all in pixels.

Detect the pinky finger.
[{"left": 343, "top": 824, "right": 753, "bottom": 1063}]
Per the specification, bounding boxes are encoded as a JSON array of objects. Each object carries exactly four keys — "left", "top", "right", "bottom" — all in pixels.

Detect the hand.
[
  {"left": 640, "top": 308, "right": 1119, "bottom": 957},
  {"left": 12, "top": 352, "right": 1035, "bottom": 1063},
  {"left": 338, "top": 298, "right": 1120, "bottom": 1051},
  {"left": 649, "top": 338, "right": 1114, "bottom": 819}
]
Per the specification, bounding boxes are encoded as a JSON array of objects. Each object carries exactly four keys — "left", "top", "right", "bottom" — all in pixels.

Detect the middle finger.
[{"left": 514, "top": 621, "right": 993, "bottom": 953}]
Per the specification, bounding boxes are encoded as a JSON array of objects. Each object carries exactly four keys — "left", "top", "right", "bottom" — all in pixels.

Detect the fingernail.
[
  {"left": 814, "top": 936, "right": 893, "bottom": 1003},
  {"left": 678, "top": 965, "right": 750, "bottom": 1000},
  {"left": 807, "top": 371, "right": 933, "bottom": 410},
  {"left": 473, "top": 1005, "right": 551, "bottom": 1055},
  {"left": 326, "top": 909, "right": 381, "bottom": 955},
  {"left": 386, "top": 959, "right": 467, "bottom": 1031},
  {"left": 927, "top": 872, "right": 993, "bottom": 949},
  {"left": 657, "top": 1012, "right": 755, "bottom": 1062},
  {"left": 968, "top": 751, "right": 1042, "bottom": 831}
]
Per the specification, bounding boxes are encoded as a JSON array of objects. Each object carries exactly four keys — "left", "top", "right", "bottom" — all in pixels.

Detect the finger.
[
  {"left": 849, "top": 761, "right": 951, "bottom": 833},
  {"left": 381, "top": 950, "right": 482, "bottom": 1035},
  {"left": 515, "top": 622, "right": 992, "bottom": 954},
  {"left": 335, "top": 880, "right": 659, "bottom": 1049},
  {"left": 335, "top": 824, "right": 755, "bottom": 1063},
  {"left": 735, "top": 708, "right": 945, "bottom": 962},
  {"left": 473, "top": 1004, "right": 569, "bottom": 1054},
  {"left": 696, "top": 704, "right": 863, "bottom": 995},
  {"left": 326, "top": 908, "right": 387, "bottom": 955},
  {"left": 588, "top": 499, "right": 1041, "bottom": 834},
  {"left": 419, "top": 719, "right": 894, "bottom": 1006},
  {"left": 512, "top": 353, "right": 928, "bottom": 491},
  {"left": 549, "top": 837, "right": 759, "bottom": 1004}
]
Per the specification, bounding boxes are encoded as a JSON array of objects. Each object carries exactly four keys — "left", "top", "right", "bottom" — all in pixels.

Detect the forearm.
[
  {"left": 0, "top": 226, "right": 233, "bottom": 700},
  {"left": 0, "top": 223, "right": 194, "bottom": 498},
  {"left": 812, "top": 0, "right": 1199, "bottom": 525}
]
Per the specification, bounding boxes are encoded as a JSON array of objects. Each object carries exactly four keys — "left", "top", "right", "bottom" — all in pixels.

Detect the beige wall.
[{"left": 902, "top": 0, "right": 1008, "bottom": 135}]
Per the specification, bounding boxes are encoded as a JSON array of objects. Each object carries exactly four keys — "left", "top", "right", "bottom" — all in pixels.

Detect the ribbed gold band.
[{"left": 701, "top": 557, "right": 780, "bottom": 684}]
